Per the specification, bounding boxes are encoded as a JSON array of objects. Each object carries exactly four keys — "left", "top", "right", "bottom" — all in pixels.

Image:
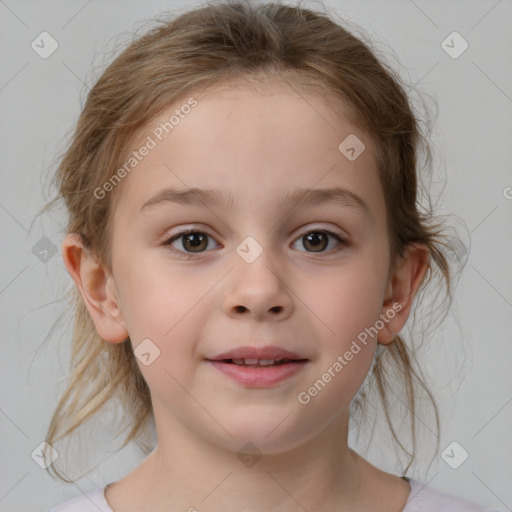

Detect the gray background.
[{"left": 1, "top": 0, "right": 511, "bottom": 511}]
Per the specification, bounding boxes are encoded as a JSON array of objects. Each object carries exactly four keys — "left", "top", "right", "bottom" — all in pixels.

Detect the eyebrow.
[{"left": 139, "top": 186, "right": 371, "bottom": 218}]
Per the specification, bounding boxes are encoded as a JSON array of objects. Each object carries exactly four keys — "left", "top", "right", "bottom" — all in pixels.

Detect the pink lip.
[
  {"left": 207, "top": 345, "right": 306, "bottom": 361},
  {"left": 207, "top": 360, "right": 308, "bottom": 387},
  {"left": 205, "top": 345, "right": 309, "bottom": 388}
]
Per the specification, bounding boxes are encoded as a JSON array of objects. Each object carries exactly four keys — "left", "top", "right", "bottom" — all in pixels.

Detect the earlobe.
[
  {"left": 61, "top": 233, "right": 129, "bottom": 344},
  {"left": 378, "top": 243, "right": 430, "bottom": 345}
]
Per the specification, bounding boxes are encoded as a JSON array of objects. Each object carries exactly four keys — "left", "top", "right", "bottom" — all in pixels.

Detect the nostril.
[{"left": 232, "top": 305, "right": 282, "bottom": 313}]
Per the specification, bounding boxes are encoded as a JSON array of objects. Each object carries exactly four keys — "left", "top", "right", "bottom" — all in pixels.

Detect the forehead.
[{"left": 112, "top": 81, "right": 384, "bottom": 222}]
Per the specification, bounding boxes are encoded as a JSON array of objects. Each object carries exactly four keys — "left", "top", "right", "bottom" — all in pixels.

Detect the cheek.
[
  {"left": 123, "top": 285, "right": 213, "bottom": 407},
  {"left": 114, "top": 259, "right": 215, "bottom": 396},
  {"left": 307, "top": 261, "right": 387, "bottom": 346},
  {"left": 116, "top": 251, "right": 208, "bottom": 338}
]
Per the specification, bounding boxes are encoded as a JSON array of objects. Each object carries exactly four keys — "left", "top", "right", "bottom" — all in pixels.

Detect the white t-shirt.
[{"left": 46, "top": 477, "right": 502, "bottom": 511}]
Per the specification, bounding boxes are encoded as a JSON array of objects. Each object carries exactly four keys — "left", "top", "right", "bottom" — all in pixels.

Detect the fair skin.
[{"left": 62, "top": 81, "right": 428, "bottom": 512}]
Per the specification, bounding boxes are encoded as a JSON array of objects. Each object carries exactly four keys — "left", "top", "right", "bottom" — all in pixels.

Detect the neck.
[{"left": 132, "top": 403, "right": 362, "bottom": 512}]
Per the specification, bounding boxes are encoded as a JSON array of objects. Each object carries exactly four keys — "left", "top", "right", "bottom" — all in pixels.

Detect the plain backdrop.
[{"left": 0, "top": 1, "right": 511, "bottom": 511}]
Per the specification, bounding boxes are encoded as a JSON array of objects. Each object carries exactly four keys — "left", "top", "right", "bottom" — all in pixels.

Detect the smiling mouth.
[
  {"left": 215, "top": 358, "right": 307, "bottom": 367},
  {"left": 206, "top": 356, "right": 309, "bottom": 386}
]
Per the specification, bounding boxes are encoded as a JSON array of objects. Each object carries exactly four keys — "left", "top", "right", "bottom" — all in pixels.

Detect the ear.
[
  {"left": 378, "top": 243, "right": 429, "bottom": 345},
  {"left": 61, "top": 233, "right": 129, "bottom": 344}
]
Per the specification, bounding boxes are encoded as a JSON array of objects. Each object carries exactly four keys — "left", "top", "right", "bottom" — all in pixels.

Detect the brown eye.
[
  {"left": 162, "top": 228, "right": 347, "bottom": 257},
  {"left": 181, "top": 232, "right": 208, "bottom": 252},
  {"left": 303, "top": 232, "right": 328, "bottom": 252},
  {"left": 163, "top": 229, "right": 216, "bottom": 254},
  {"left": 292, "top": 230, "right": 346, "bottom": 253}
]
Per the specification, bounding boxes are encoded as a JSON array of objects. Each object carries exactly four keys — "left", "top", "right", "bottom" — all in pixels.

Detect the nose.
[{"left": 222, "top": 248, "right": 294, "bottom": 322}]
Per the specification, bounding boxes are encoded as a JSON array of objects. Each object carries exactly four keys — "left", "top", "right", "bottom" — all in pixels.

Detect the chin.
[{"left": 206, "top": 413, "right": 311, "bottom": 456}]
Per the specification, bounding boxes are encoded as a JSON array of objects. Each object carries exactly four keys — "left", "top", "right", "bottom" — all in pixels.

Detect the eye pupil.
[
  {"left": 304, "top": 232, "right": 328, "bottom": 252},
  {"left": 184, "top": 232, "right": 207, "bottom": 251}
]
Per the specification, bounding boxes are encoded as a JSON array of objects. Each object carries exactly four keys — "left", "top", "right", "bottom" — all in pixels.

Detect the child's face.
[{"left": 106, "top": 82, "right": 398, "bottom": 452}]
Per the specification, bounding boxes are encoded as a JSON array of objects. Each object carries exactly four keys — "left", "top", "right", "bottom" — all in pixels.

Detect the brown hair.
[{"left": 39, "top": 0, "right": 462, "bottom": 482}]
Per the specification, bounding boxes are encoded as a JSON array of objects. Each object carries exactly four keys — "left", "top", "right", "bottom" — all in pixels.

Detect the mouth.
[
  {"left": 206, "top": 345, "right": 308, "bottom": 363},
  {"left": 205, "top": 345, "right": 310, "bottom": 387},
  {"left": 214, "top": 357, "right": 308, "bottom": 367}
]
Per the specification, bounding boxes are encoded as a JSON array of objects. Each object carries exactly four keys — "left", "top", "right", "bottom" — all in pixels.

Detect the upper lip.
[{"left": 206, "top": 345, "right": 308, "bottom": 361}]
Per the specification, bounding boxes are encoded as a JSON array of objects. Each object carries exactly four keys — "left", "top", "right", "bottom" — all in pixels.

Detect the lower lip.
[{"left": 207, "top": 360, "right": 308, "bottom": 387}]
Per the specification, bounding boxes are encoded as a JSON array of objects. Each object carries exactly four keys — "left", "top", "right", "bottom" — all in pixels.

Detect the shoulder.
[
  {"left": 46, "top": 485, "right": 113, "bottom": 512},
  {"left": 403, "top": 478, "right": 502, "bottom": 512}
]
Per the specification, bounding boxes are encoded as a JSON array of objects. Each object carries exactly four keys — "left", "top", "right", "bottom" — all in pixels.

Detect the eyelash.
[{"left": 161, "top": 227, "right": 348, "bottom": 258}]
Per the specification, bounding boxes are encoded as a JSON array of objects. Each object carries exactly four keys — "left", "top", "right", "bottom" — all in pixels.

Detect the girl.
[{"left": 41, "top": 1, "right": 500, "bottom": 510}]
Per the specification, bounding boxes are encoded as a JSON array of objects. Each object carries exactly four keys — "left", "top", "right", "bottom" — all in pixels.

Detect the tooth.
[{"left": 229, "top": 358, "right": 288, "bottom": 366}]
